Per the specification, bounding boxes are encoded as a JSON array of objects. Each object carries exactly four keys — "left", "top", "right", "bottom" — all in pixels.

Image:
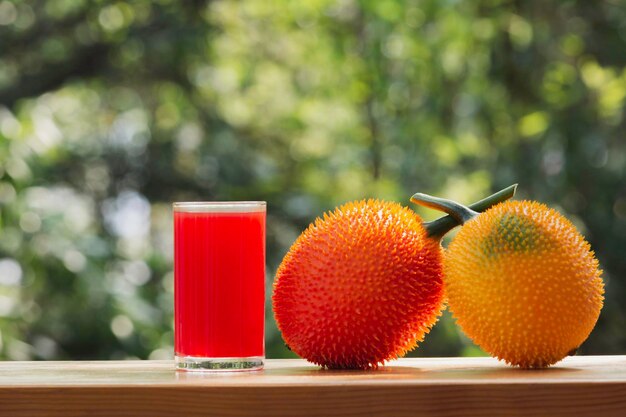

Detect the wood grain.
[{"left": 0, "top": 356, "right": 625, "bottom": 417}]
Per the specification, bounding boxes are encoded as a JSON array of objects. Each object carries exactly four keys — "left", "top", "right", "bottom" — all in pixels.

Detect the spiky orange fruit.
[
  {"left": 444, "top": 200, "right": 604, "bottom": 368},
  {"left": 273, "top": 200, "right": 444, "bottom": 369}
]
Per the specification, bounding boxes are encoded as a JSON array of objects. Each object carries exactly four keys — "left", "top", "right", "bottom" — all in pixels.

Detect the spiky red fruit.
[{"left": 272, "top": 200, "right": 444, "bottom": 369}]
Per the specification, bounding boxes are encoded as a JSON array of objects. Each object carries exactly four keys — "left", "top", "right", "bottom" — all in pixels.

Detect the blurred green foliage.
[{"left": 0, "top": 0, "right": 625, "bottom": 361}]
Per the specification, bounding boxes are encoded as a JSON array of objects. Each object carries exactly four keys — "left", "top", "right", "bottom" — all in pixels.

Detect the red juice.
[{"left": 174, "top": 202, "right": 265, "bottom": 370}]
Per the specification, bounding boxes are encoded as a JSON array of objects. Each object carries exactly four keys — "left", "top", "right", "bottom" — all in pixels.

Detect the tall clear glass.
[{"left": 174, "top": 202, "right": 266, "bottom": 371}]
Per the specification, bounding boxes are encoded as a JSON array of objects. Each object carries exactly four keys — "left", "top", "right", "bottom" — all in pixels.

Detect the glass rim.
[{"left": 173, "top": 201, "right": 266, "bottom": 213}]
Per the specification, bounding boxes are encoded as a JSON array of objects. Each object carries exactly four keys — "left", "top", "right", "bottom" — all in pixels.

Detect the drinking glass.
[{"left": 174, "top": 201, "right": 266, "bottom": 371}]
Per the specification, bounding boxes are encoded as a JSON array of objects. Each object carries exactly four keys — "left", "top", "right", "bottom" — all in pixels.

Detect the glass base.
[{"left": 175, "top": 355, "right": 264, "bottom": 372}]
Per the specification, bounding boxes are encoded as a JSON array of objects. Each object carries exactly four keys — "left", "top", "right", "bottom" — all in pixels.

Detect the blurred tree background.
[{"left": 0, "top": 0, "right": 625, "bottom": 361}]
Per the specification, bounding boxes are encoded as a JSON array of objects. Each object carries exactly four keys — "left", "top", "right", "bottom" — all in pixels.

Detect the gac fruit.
[
  {"left": 273, "top": 200, "right": 444, "bottom": 369},
  {"left": 412, "top": 195, "right": 604, "bottom": 368}
]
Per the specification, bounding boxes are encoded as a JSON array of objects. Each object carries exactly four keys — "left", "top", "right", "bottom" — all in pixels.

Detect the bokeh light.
[{"left": 0, "top": 0, "right": 624, "bottom": 361}]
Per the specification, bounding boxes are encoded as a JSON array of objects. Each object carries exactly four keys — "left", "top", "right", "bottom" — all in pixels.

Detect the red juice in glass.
[{"left": 174, "top": 202, "right": 266, "bottom": 371}]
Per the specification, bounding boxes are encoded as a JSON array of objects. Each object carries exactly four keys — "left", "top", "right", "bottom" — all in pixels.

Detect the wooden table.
[{"left": 0, "top": 356, "right": 625, "bottom": 416}]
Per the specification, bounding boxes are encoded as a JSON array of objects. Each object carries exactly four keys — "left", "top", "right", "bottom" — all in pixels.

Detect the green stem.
[
  {"left": 411, "top": 184, "right": 518, "bottom": 239},
  {"left": 410, "top": 193, "right": 478, "bottom": 223}
]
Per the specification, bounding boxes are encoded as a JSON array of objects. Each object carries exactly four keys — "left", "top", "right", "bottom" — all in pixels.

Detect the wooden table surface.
[{"left": 0, "top": 356, "right": 625, "bottom": 416}]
